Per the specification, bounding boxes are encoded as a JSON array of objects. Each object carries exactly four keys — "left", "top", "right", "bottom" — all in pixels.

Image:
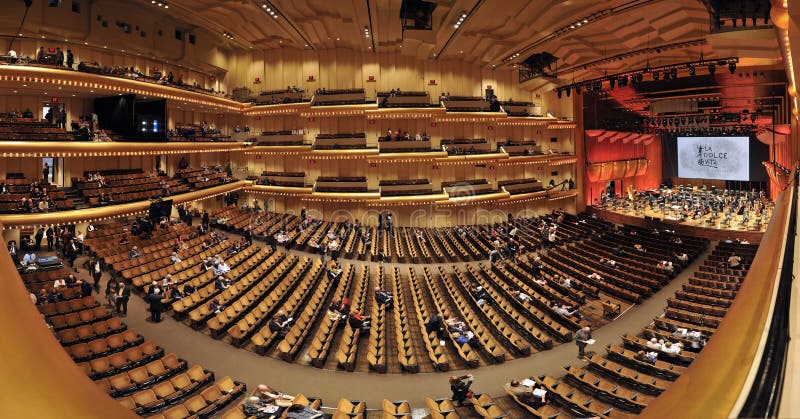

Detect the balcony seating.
[
  {"left": 442, "top": 179, "right": 493, "bottom": 197},
  {"left": 442, "top": 97, "right": 489, "bottom": 112},
  {"left": 256, "top": 172, "right": 306, "bottom": 187},
  {"left": 312, "top": 89, "right": 366, "bottom": 106},
  {"left": 498, "top": 140, "right": 543, "bottom": 156},
  {"left": 377, "top": 91, "right": 432, "bottom": 108},
  {"left": 440, "top": 138, "right": 492, "bottom": 155},
  {"left": 0, "top": 119, "right": 76, "bottom": 141},
  {"left": 498, "top": 178, "right": 544, "bottom": 194},
  {"left": 255, "top": 131, "right": 306, "bottom": 146},
  {"left": 315, "top": 177, "right": 369, "bottom": 193},
  {"left": 379, "top": 179, "right": 433, "bottom": 196},
  {"left": 314, "top": 133, "right": 367, "bottom": 150}
]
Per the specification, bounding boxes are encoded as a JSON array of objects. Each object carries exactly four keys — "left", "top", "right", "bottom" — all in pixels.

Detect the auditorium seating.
[
  {"left": 498, "top": 140, "right": 543, "bottom": 156},
  {"left": 252, "top": 89, "right": 306, "bottom": 105},
  {"left": 441, "top": 179, "right": 494, "bottom": 197},
  {"left": 0, "top": 119, "right": 76, "bottom": 141},
  {"left": 31, "top": 284, "right": 247, "bottom": 417},
  {"left": 440, "top": 138, "right": 492, "bottom": 155},
  {"left": 176, "top": 166, "right": 231, "bottom": 190},
  {"left": 442, "top": 97, "right": 490, "bottom": 112},
  {"left": 377, "top": 91, "right": 431, "bottom": 108},
  {"left": 501, "top": 240, "right": 757, "bottom": 417},
  {"left": 313, "top": 133, "right": 367, "bottom": 150},
  {"left": 254, "top": 131, "right": 306, "bottom": 146},
  {"left": 500, "top": 101, "right": 538, "bottom": 117},
  {"left": 379, "top": 179, "right": 433, "bottom": 196},
  {"left": 169, "top": 124, "right": 233, "bottom": 142},
  {"left": 498, "top": 178, "right": 544, "bottom": 194},
  {"left": 256, "top": 171, "right": 306, "bottom": 187},
  {"left": 312, "top": 88, "right": 366, "bottom": 106},
  {"left": 378, "top": 138, "right": 434, "bottom": 153},
  {"left": 315, "top": 177, "right": 369, "bottom": 193},
  {"left": 0, "top": 178, "right": 74, "bottom": 213}
]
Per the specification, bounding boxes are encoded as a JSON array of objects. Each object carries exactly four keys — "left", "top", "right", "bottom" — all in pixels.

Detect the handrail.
[
  {"left": 0, "top": 220, "right": 138, "bottom": 418},
  {"left": 0, "top": 180, "right": 247, "bottom": 228},
  {"left": 639, "top": 180, "right": 794, "bottom": 419},
  {"left": 737, "top": 173, "right": 796, "bottom": 416}
]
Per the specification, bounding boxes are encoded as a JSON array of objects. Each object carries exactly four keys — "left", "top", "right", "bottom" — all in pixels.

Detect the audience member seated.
[
  {"left": 348, "top": 311, "right": 371, "bottom": 331},
  {"left": 268, "top": 310, "right": 293, "bottom": 337}
]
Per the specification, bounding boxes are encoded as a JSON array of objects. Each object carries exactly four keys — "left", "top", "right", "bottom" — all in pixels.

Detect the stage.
[{"left": 588, "top": 206, "right": 765, "bottom": 243}]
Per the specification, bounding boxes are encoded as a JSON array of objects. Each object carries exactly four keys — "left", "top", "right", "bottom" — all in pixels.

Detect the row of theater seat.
[
  {"left": 502, "top": 240, "right": 757, "bottom": 417},
  {"left": 21, "top": 261, "right": 248, "bottom": 419},
  {"left": 86, "top": 212, "right": 680, "bottom": 375},
  {"left": 210, "top": 206, "right": 601, "bottom": 264}
]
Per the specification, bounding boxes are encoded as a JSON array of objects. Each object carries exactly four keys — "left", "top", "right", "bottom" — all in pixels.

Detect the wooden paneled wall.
[{"left": 226, "top": 49, "right": 534, "bottom": 103}]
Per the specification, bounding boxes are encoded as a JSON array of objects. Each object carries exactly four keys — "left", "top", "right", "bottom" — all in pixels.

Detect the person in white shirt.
[
  {"left": 562, "top": 277, "right": 572, "bottom": 288},
  {"left": 170, "top": 252, "right": 182, "bottom": 264},
  {"left": 727, "top": 253, "right": 742, "bottom": 268},
  {"left": 513, "top": 290, "right": 531, "bottom": 303},
  {"left": 588, "top": 272, "right": 602, "bottom": 281},
  {"left": 661, "top": 341, "right": 682, "bottom": 355},
  {"left": 53, "top": 278, "right": 66, "bottom": 289},
  {"left": 676, "top": 252, "right": 688, "bottom": 262},
  {"left": 645, "top": 338, "right": 662, "bottom": 351}
]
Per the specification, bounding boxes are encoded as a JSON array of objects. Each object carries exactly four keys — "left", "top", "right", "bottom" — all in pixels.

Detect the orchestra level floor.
[{"left": 66, "top": 233, "right": 714, "bottom": 410}]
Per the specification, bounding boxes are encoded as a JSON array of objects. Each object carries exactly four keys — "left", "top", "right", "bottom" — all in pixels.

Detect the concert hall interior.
[{"left": 1, "top": 1, "right": 800, "bottom": 418}]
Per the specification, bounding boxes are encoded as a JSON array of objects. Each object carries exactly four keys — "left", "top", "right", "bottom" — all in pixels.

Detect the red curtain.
[{"left": 584, "top": 132, "right": 662, "bottom": 204}]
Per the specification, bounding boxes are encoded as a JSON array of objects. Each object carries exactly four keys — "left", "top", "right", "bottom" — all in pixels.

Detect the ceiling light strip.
[
  {"left": 433, "top": 0, "right": 485, "bottom": 60},
  {"left": 498, "top": 0, "right": 658, "bottom": 66}
]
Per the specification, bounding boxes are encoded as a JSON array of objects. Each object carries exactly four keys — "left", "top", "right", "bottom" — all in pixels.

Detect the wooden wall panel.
[{"left": 228, "top": 48, "right": 536, "bottom": 105}]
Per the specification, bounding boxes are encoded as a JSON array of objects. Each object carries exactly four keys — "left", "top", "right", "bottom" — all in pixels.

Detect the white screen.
[{"left": 677, "top": 136, "right": 750, "bottom": 181}]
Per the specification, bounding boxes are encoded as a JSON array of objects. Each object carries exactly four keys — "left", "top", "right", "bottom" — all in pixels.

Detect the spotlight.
[
  {"left": 565, "top": 87, "right": 571, "bottom": 97},
  {"left": 663, "top": 70, "right": 670, "bottom": 80},
  {"left": 708, "top": 63, "right": 716, "bottom": 75},
  {"left": 594, "top": 81, "right": 602, "bottom": 91},
  {"left": 688, "top": 65, "right": 696, "bottom": 76},
  {"left": 609, "top": 77, "right": 616, "bottom": 89},
  {"left": 652, "top": 71, "right": 659, "bottom": 81},
  {"left": 670, "top": 67, "right": 677, "bottom": 79},
  {"left": 557, "top": 89, "right": 562, "bottom": 99},
  {"left": 618, "top": 76, "right": 628, "bottom": 87},
  {"left": 575, "top": 85, "right": 581, "bottom": 95},
  {"left": 728, "top": 61, "right": 736, "bottom": 74}
]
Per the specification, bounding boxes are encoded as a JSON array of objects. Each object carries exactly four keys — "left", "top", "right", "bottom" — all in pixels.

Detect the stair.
[{"left": 62, "top": 188, "right": 88, "bottom": 209}]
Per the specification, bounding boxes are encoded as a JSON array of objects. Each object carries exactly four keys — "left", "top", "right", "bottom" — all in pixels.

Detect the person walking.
[
  {"left": 449, "top": 374, "right": 474, "bottom": 406},
  {"left": 575, "top": 326, "right": 593, "bottom": 359},
  {"left": 91, "top": 257, "right": 102, "bottom": 292}
]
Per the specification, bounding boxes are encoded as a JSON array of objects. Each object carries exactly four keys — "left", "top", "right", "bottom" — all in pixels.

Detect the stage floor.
[{"left": 589, "top": 206, "right": 767, "bottom": 243}]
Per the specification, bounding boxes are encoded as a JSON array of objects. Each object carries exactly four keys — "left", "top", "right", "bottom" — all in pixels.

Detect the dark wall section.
[{"left": 94, "top": 95, "right": 167, "bottom": 141}]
